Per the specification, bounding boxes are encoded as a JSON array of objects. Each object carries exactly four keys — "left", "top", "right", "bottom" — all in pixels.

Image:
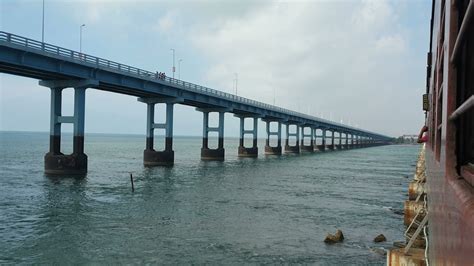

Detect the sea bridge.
[{"left": 0, "top": 31, "right": 392, "bottom": 175}]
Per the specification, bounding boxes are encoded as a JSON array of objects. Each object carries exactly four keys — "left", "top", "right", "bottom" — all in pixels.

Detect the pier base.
[
  {"left": 387, "top": 248, "right": 426, "bottom": 266},
  {"left": 301, "top": 144, "right": 314, "bottom": 152},
  {"left": 45, "top": 152, "right": 88, "bottom": 175},
  {"left": 316, "top": 145, "right": 326, "bottom": 151},
  {"left": 238, "top": 147, "right": 258, "bottom": 157},
  {"left": 264, "top": 145, "right": 282, "bottom": 155},
  {"left": 285, "top": 145, "right": 300, "bottom": 154},
  {"left": 144, "top": 147, "right": 174, "bottom": 166},
  {"left": 201, "top": 147, "right": 225, "bottom": 161}
]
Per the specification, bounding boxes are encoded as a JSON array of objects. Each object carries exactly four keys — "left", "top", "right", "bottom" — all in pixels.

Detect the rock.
[
  {"left": 392, "top": 209, "right": 404, "bottom": 216},
  {"left": 370, "top": 247, "right": 387, "bottom": 255},
  {"left": 334, "top": 229, "right": 344, "bottom": 241},
  {"left": 324, "top": 229, "right": 344, "bottom": 244},
  {"left": 374, "top": 234, "right": 387, "bottom": 242}
]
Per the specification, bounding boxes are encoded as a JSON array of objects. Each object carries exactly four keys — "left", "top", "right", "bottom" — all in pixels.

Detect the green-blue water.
[{"left": 0, "top": 131, "right": 418, "bottom": 264}]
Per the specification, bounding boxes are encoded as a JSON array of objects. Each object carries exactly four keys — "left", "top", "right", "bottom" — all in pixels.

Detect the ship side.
[{"left": 425, "top": 0, "right": 474, "bottom": 264}]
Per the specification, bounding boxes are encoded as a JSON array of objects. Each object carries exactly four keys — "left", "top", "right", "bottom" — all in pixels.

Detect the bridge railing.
[{"left": 0, "top": 31, "right": 388, "bottom": 139}]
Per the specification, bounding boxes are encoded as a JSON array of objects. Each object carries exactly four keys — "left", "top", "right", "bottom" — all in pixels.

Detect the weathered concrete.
[
  {"left": 238, "top": 146, "right": 258, "bottom": 157},
  {"left": 144, "top": 137, "right": 174, "bottom": 166},
  {"left": 408, "top": 181, "right": 425, "bottom": 200},
  {"left": 285, "top": 144, "right": 300, "bottom": 154},
  {"left": 201, "top": 145, "right": 225, "bottom": 161},
  {"left": 45, "top": 152, "right": 88, "bottom": 175},
  {"left": 300, "top": 143, "right": 314, "bottom": 152},
  {"left": 404, "top": 200, "right": 424, "bottom": 226},
  {"left": 264, "top": 145, "right": 282, "bottom": 155},
  {"left": 387, "top": 248, "right": 426, "bottom": 266}
]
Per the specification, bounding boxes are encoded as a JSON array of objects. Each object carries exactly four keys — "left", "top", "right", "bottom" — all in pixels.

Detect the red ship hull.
[{"left": 424, "top": 0, "right": 474, "bottom": 264}]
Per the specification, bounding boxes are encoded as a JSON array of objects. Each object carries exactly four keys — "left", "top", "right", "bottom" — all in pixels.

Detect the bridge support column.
[
  {"left": 139, "top": 98, "right": 182, "bottom": 166},
  {"left": 198, "top": 108, "right": 229, "bottom": 161},
  {"left": 300, "top": 125, "right": 314, "bottom": 152},
  {"left": 236, "top": 115, "right": 259, "bottom": 157},
  {"left": 337, "top": 132, "right": 343, "bottom": 150},
  {"left": 345, "top": 132, "right": 349, "bottom": 149},
  {"left": 263, "top": 120, "right": 282, "bottom": 155},
  {"left": 285, "top": 123, "right": 300, "bottom": 154},
  {"left": 40, "top": 79, "right": 98, "bottom": 175},
  {"left": 321, "top": 129, "right": 327, "bottom": 151},
  {"left": 328, "top": 130, "right": 335, "bottom": 150},
  {"left": 315, "top": 128, "right": 326, "bottom": 151}
]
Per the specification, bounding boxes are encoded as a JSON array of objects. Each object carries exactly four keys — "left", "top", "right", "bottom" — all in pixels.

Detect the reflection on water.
[{"left": 0, "top": 132, "right": 419, "bottom": 264}]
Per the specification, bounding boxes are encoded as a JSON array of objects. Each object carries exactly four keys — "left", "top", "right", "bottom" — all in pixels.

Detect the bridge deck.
[{"left": 0, "top": 31, "right": 389, "bottom": 140}]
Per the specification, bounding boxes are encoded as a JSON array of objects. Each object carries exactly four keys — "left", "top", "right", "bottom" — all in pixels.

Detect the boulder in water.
[
  {"left": 374, "top": 234, "right": 387, "bottom": 242},
  {"left": 324, "top": 229, "right": 344, "bottom": 244}
]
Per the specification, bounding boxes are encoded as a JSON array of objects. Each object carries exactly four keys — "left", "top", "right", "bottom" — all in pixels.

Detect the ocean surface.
[{"left": 0, "top": 131, "right": 419, "bottom": 265}]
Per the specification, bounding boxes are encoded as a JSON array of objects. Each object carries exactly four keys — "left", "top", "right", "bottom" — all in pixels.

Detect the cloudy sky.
[{"left": 0, "top": 0, "right": 430, "bottom": 137}]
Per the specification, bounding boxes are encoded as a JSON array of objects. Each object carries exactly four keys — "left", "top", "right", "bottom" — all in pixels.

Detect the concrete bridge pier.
[
  {"left": 315, "top": 128, "right": 327, "bottom": 152},
  {"left": 284, "top": 123, "right": 300, "bottom": 154},
  {"left": 264, "top": 120, "right": 282, "bottom": 155},
  {"left": 336, "top": 132, "right": 343, "bottom": 150},
  {"left": 236, "top": 115, "right": 259, "bottom": 157},
  {"left": 40, "top": 79, "right": 98, "bottom": 175},
  {"left": 139, "top": 98, "right": 181, "bottom": 166},
  {"left": 199, "top": 108, "right": 228, "bottom": 161},
  {"left": 300, "top": 125, "right": 314, "bottom": 152},
  {"left": 345, "top": 132, "right": 349, "bottom": 149},
  {"left": 328, "top": 130, "right": 335, "bottom": 150}
]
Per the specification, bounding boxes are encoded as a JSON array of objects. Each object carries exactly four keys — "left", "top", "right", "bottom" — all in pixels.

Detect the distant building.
[{"left": 393, "top": 135, "right": 418, "bottom": 144}]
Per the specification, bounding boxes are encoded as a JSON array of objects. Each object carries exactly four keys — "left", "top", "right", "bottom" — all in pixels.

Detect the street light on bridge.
[
  {"left": 42, "top": 0, "right": 45, "bottom": 43},
  {"left": 79, "top": 24, "right": 86, "bottom": 53},
  {"left": 178, "top": 59, "right": 182, "bottom": 79},
  {"left": 170, "top": 48, "right": 175, "bottom": 79}
]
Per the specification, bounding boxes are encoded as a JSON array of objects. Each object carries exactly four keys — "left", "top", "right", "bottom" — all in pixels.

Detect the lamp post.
[
  {"left": 273, "top": 87, "right": 276, "bottom": 105},
  {"left": 42, "top": 0, "right": 45, "bottom": 43},
  {"left": 178, "top": 59, "right": 182, "bottom": 79},
  {"left": 79, "top": 24, "right": 85, "bottom": 53},
  {"left": 234, "top": 73, "right": 238, "bottom": 95},
  {"left": 170, "top": 48, "right": 175, "bottom": 79}
]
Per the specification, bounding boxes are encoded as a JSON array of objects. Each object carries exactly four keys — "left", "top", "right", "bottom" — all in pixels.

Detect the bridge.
[{"left": 0, "top": 31, "right": 392, "bottom": 175}]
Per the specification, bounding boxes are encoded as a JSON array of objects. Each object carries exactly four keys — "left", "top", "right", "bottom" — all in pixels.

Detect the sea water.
[{"left": 0, "top": 131, "right": 419, "bottom": 264}]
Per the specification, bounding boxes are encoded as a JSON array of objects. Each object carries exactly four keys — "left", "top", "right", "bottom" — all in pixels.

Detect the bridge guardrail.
[{"left": 0, "top": 31, "right": 388, "bottom": 139}]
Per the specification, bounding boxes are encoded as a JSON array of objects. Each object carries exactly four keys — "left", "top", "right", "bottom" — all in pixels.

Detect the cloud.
[{"left": 185, "top": 0, "right": 423, "bottom": 136}]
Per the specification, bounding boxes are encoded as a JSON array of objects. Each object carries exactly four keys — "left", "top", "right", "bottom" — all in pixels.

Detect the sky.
[{"left": 0, "top": 0, "right": 431, "bottom": 137}]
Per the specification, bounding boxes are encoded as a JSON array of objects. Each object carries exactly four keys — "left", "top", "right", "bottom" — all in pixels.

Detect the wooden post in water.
[{"left": 130, "top": 173, "right": 135, "bottom": 192}]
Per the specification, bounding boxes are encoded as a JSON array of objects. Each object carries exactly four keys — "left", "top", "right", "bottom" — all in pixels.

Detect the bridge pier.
[
  {"left": 328, "top": 130, "right": 335, "bottom": 150},
  {"left": 139, "top": 98, "right": 181, "bottom": 166},
  {"left": 315, "top": 128, "right": 327, "bottom": 152},
  {"left": 285, "top": 123, "right": 300, "bottom": 154},
  {"left": 199, "top": 108, "right": 228, "bottom": 161},
  {"left": 300, "top": 125, "right": 314, "bottom": 152},
  {"left": 345, "top": 132, "right": 349, "bottom": 149},
  {"left": 40, "top": 79, "right": 98, "bottom": 175},
  {"left": 334, "top": 132, "right": 341, "bottom": 150},
  {"left": 236, "top": 115, "right": 259, "bottom": 157},
  {"left": 264, "top": 120, "right": 282, "bottom": 155}
]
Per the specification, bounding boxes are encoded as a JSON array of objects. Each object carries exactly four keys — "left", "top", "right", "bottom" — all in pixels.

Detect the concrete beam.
[
  {"left": 137, "top": 97, "right": 184, "bottom": 104},
  {"left": 39, "top": 79, "right": 99, "bottom": 89}
]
